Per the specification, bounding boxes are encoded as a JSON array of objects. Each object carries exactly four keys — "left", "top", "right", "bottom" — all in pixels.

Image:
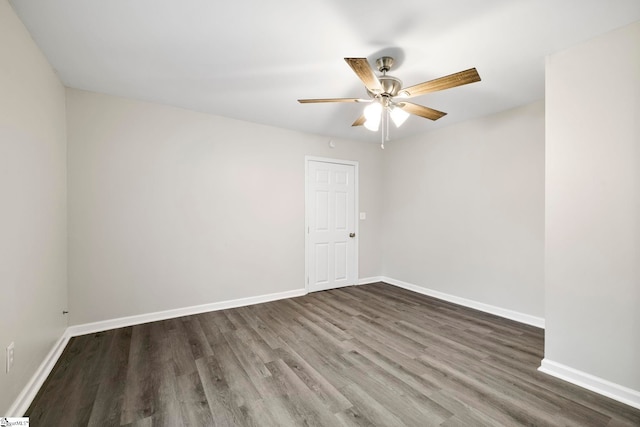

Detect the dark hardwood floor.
[{"left": 27, "top": 283, "right": 640, "bottom": 426}]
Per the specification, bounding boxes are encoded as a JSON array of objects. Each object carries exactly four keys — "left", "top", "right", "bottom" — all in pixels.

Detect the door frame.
[{"left": 305, "top": 156, "right": 359, "bottom": 293}]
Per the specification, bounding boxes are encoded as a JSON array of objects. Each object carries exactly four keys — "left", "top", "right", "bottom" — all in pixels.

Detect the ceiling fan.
[{"left": 298, "top": 57, "right": 481, "bottom": 147}]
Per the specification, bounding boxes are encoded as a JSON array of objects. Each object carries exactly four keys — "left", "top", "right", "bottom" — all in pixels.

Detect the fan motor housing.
[{"left": 367, "top": 75, "right": 403, "bottom": 98}]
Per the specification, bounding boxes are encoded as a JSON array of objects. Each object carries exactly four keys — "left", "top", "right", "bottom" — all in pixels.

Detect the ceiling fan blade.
[
  {"left": 399, "top": 102, "right": 447, "bottom": 121},
  {"left": 351, "top": 115, "right": 366, "bottom": 126},
  {"left": 298, "top": 98, "right": 365, "bottom": 103},
  {"left": 344, "top": 58, "right": 383, "bottom": 93},
  {"left": 401, "top": 68, "right": 481, "bottom": 98}
]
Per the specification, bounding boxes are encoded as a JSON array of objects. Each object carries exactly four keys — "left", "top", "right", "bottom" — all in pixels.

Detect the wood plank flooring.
[{"left": 26, "top": 283, "right": 640, "bottom": 426}]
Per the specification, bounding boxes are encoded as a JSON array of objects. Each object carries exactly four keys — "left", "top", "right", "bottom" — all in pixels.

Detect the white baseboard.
[
  {"left": 6, "top": 331, "right": 71, "bottom": 417},
  {"left": 8, "top": 288, "right": 306, "bottom": 415},
  {"left": 67, "top": 288, "right": 307, "bottom": 337},
  {"left": 358, "top": 276, "right": 384, "bottom": 285},
  {"left": 9, "top": 282, "right": 639, "bottom": 415},
  {"left": 539, "top": 359, "right": 640, "bottom": 410},
  {"left": 378, "top": 278, "right": 640, "bottom": 409},
  {"left": 379, "top": 276, "right": 545, "bottom": 329}
]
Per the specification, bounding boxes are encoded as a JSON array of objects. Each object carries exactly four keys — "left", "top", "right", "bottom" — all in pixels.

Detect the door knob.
[{"left": 349, "top": 233, "right": 356, "bottom": 238}]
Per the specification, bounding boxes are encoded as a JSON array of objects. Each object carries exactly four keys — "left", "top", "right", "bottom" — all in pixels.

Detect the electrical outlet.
[{"left": 6, "top": 342, "right": 14, "bottom": 373}]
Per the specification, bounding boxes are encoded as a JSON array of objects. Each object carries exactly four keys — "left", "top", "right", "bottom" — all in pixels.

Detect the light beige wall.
[
  {"left": 0, "top": 0, "right": 67, "bottom": 414},
  {"left": 382, "top": 101, "right": 545, "bottom": 317},
  {"left": 66, "top": 89, "right": 383, "bottom": 325},
  {"left": 545, "top": 21, "right": 640, "bottom": 390}
]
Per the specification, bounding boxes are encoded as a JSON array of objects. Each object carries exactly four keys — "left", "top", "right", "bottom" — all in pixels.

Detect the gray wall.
[
  {"left": 0, "top": 0, "right": 67, "bottom": 414},
  {"left": 545, "top": 21, "right": 640, "bottom": 391},
  {"left": 66, "top": 89, "right": 384, "bottom": 325},
  {"left": 66, "top": 90, "right": 547, "bottom": 327},
  {"left": 382, "top": 101, "right": 545, "bottom": 318}
]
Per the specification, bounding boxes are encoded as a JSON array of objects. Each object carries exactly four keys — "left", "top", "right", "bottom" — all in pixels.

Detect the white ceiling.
[{"left": 10, "top": 0, "right": 640, "bottom": 142}]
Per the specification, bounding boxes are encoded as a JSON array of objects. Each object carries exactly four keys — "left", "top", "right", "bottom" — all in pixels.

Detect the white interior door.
[{"left": 306, "top": 158, "right": 357, "bottom": 292}]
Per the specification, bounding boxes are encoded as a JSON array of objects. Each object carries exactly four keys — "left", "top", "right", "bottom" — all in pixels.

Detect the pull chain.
[
  {"left": 381, "top": 109, "right": 390, "bottom": 149},
  {"left": 381, "top": 108, "right": 385, "bottom": 149},
  {"left": 386, "top": 110, "right": 390, "bottom": 142}
]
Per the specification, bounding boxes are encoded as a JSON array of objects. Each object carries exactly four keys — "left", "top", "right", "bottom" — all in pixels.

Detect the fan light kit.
[{"left": 299, "top": 56, "right": 481, "bottom": 148}]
